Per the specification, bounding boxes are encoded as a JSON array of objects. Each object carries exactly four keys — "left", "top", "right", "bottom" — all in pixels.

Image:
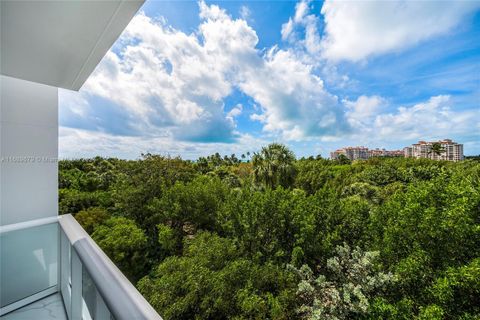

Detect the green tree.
[
  {"left": 112, "top": 154, "right": 196, "bottom": 234},
  {"left": 294, "top": 158, "right": 334, "bottom": 194},
  {"left": 290, "top": 244, "right": 394, "bottom": 320},
  {"left": 92, "top": 217, "right": 147, "bottom": 282},
  {"left": 57, "top": 155, "right": 480, "bottom": 319},
  {"left": 147, "top": 176, "right": 229, "bottom": 253},
  {"left": 336, "top": 154, "right": 351, "bottom": 165},
  {"left": 429, "top": 258, "right": 480, "bottom": 318},
  {"left": 219, "top": 187, "right": 313, "bottom": 264},
  {"left": 74, "top": 207, "right": 110, "bottom": 234},
  {"left": 59, "top": 189, "right": 111, "bottom": 215},
  {"left": 137, "top": 232, "right": 296, "bottom": 320},
  {"left": 252, "top": 143, "right": 296, "bottom": 189},
  {"left": 370, "top": 163, "right": 480, "bottom": 315},
  {"left": 428, "top": 142, "right": 446, "bottom": 158}
]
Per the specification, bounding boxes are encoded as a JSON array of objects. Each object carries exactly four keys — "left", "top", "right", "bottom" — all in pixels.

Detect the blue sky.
[{"left": 59, "top": 0, "right": 480, "bottom": 159}]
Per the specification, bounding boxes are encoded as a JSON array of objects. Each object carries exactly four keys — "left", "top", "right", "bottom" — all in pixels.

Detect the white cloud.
[
  {"left": 346, "top": 95, "right": 480, "bottom": 143},
  {"left": 240, "top": 5, "right": 251, "bottom": 20},
  {"left": 320, "top": 1, "right": 480, "bottom": 62},
  {"left": 59, "top": 126, "right": 267, "bottom": 160},
  {"left": 198, "top": 0, "right": 228, "bottom": 20},
  {"left": 282, "top": 0, "right": 310, "bottom": 39},
  {"left": 240, "top": 47, "right": 348, "bottom": 140},
  {"left": 60, "top": 89, "right": 88, "bottom": 118},
  {"left": 60, "top": 1, "right": 480, "bottom": 158},
  {"left": 345, "top": 95, "right": 386, "bottom": 125},
  {"left": 250, "top": 113, "right": 266, "bottom": 122},
  {"left": 63, "top": 1, "right": 351, "bottom": 145},
  {"left": 320, "top": 63, "right": 355, "bottom": 89},
  {"left": 195, "top": 3, "right": 350, "bottom": 140},
  {"left": 281, "top": 19, "right": 294, "bottom": 41},
  {"left": 227, "top": 104, "right": 243, "bottom": 118},
  {"left": 281, "top": 0, "right": 321, "bottom": 55},
  {"left": 74, "top": 3, "right": 262, "bottom": 142},
  {"left": 372, "top": 95, "right": 479, "bottom": 141},
  {"left": 281, "top": 0, "right": 479, "bottom": 62}
]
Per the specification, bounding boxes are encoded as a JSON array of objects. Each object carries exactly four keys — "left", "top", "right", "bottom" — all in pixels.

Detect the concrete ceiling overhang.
[{"left": 0, "top": 0, "right": 144, "bottom": 91}]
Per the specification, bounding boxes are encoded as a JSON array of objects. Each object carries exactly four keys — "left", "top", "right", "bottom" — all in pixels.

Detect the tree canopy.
[{"left": 60, "top": 145, "right": 480, "bottom": 319}]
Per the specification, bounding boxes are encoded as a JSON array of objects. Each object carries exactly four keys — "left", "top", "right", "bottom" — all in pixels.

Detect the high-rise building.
[
  {"left": 369, "top": 148, "right": 404, "bottom": 158},
  {"left": 331, "top": 146, "right": 369, "bottom": 160},
  {"left": 330, "top": 146, "right": 403, "bottom": 160},
  {"left": 404, "top": 139, "right": 464, "bottom": 161},
  {"left": 403, "top": 146, "right": 414, "bottom": 158}
]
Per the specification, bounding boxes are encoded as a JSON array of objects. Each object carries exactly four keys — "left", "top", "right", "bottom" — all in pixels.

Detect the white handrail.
[
  {"left": 0, "top": 216, "right": 58, "bottom": 234},
  {"left": 59, "top": 214, "right": 162, "bottom": 320}
]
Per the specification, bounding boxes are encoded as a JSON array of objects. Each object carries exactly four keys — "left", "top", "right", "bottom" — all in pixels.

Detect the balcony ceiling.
[{"left": 0, "top": 0, "right": 144, "bottom": 91}]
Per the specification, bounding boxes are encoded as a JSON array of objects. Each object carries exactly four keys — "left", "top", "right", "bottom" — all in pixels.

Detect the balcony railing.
[{"left": 0, "top": 215, "right": 162, "bottom": 320}]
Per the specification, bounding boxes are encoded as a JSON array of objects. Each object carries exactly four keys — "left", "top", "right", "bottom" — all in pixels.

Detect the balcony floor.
[{"left": 1, "top": 293, "right": 67, "bottom": 320}]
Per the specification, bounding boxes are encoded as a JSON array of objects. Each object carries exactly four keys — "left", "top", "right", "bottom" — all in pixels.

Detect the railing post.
[
  {"left": 60, "top": 229, "right": 72, "bottom": 319},
  {"left": 57, "top": 225, "right": 62, "bottom": 293},
  {"left": 71, "top": 249, "right": 83, "bottom": 320},
  {"left": 95, "top": 289, "right": 111, "bottom": 319}
]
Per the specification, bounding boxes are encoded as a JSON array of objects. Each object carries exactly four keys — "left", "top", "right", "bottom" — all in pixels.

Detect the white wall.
[{"left": 0, "top": 75, "right": 58, "bottom": 226}]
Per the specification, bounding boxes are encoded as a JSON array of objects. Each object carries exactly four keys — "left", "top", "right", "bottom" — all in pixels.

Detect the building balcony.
[
  {"left": 1, "top": 1, "right": 153, "bottom": 317},
  {"left": 0, "top": 215, "right": 162, "bottom": 320}
]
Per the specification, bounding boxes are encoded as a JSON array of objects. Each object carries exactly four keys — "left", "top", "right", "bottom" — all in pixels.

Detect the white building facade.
[
  {"left": 404, "top": 139, "right": 464, "bottom": 161},
  {"left": 331, "top": 146, "right": 403, "bottom": 161},
  {"left": 1, "top": 1, "right": 162, "bottom": 319}
]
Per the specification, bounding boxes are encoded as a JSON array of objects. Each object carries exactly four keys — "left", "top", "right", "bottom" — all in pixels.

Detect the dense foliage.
[{"left": 59, "top": 145, "right": 480, "bottom": 319}]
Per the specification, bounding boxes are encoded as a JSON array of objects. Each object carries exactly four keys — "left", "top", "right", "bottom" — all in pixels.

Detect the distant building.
[
  {"left": 404, "top": 139, "right": 463, "bottom": 161},
  {"left": 330, "top": 149, "right": 344, "bottom": 160},
  {"left": 331, "top": 146, "right": 369, "bottom": 160},
  {"left": 369, "top": 148, "right": 404, "bottom": 158},
  {"left": 403, "top": 146, "right": 413, "bottom": 158},
  {"left": 330, "top": 146, "right": 403, "bottom": 161}
]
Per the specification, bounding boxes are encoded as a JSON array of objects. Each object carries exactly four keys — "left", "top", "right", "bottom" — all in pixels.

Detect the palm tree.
[
  {"left": 245, "top": 151, "right": 251, "bottom": 163},
  {"left": 252, "top": 143, "right": 296, "bottom": 189},
  {"left": 336, "top": 154, "right": 351, "bottom": 165},
  {"left": 428, "top": 142, "right": 446, "bottom": 159}
]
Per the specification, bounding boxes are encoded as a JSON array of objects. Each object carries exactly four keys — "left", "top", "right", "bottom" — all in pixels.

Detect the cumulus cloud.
[
  {"left": 240, "top": 47, "right": 348, "bottom": 140},
  {"left": 59, "top": 0, "right": 479, "bottom": 158},
  {"left": 346, "top": 95, "right": 480, "bottom": 142},
  {"left": 60, "top": 94, "right": 479, "bottom": 159},
  {"left": 227, "top": 104, "right": 243, "bottom": 118},
  {"left": 240, "top": 5, "right": 251, "bottom": 20},
  {"left": 59, "top": 126, "right": 267, "bottom": 160},
  {"left": 62, "top": 0, "right": 351, "bottom": 145},
  {"left": 80, "top": 8, "right": 247, "bottom": 142},
  {"left": 281, "top": 0, "right": 321, "bottom": 55},
  {"left": 281, "top": 0, "right": 479, "bottom": 62},
  {"left": 195, "top": 3, "right": 349, "bottom": 140},
  {"left": 320, "top": 1, "right": 480, "bottom": 62},
  {"left": 372, "top": 95, "right": 479, "bottom": 140},
  {"left": 66, "top": 1, "right": 264, "bottom": 143},
  {"left": 345, "top": 95, "right": 386, "bottom": 129}
]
